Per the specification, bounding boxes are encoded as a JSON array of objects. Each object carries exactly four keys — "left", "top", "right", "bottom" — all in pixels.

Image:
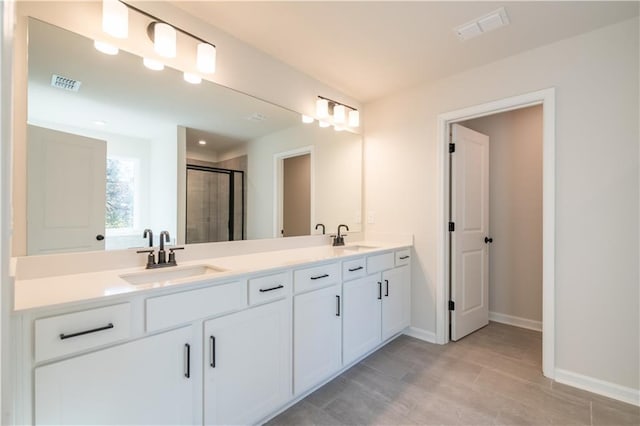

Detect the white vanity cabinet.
[
  {"left": 381, "top": 264, "right": 411, "bottom": 340},
  {"left": 203, "top": 298, "right": 291, "bottom": 426},
  {"left": 34, "top": 326, "right": 196, "bottom": 425},
  {"left": 342, "top": 274, "right": 382, "bottom": 365},
  {"left": 293, "top": 283, "right": 342, "bottom": 394}
]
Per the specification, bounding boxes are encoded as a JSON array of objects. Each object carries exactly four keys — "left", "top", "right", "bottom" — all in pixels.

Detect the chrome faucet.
[
  {"left": 136, "top": 230, "right": 184, "bottom": 269},
  {"left": 332, "top": 224, "right": 349, "bottom": 246}
]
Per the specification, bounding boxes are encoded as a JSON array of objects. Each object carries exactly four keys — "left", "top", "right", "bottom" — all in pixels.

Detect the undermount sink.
[
  {"left": 338, "top": 244, "right": 379, "bottom": 252},
  {"left": 120, "top": 264, "right": 227, "bottom": 285}
]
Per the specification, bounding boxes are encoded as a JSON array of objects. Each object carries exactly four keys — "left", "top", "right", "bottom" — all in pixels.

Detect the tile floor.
[{"left": 267, "top": 322, "right": 639, "bottom": 425}]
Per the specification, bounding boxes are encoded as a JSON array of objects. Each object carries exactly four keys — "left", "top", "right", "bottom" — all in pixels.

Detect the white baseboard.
[
  {"left": 555, "top": 368, "right": 640, "bottom": 407},
  {"left": 403, "top": 326, "right": 437, "bottom": 343},
  {"left": 489, "top": 311, "right": 542, "bottom": 332}
]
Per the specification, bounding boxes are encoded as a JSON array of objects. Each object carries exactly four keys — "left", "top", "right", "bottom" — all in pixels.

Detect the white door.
[
  {"left": 381, "top": 265, "right": 411, "bottom": 340},
  {"left": 203, "top": 299, "right": 291, "bottom": 426},
  {"left": 293, "top": 284, "right": 342, "bottom": 394},
  {"left": 450, "top": 124, "right": 490, "bottom": 341},
  {"left": 343, "top": 275, "right": 382, "bottom": 365},
  {"left": 35, "top": 326, "right": 195, "bottom": 425},
  {"left": 27, "top": 125, "right": 107, "bottom": 255}
]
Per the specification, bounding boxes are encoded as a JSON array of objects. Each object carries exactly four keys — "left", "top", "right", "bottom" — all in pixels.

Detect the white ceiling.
[{"left": 173, "top": 1, "right": 639, "bottom": 102}]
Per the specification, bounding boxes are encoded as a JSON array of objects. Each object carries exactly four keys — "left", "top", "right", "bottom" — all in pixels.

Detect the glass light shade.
[
  {"left": 319, "top": 121, "right": 331, "bottom": 128},
  {"left": 348, "top": 109, "right": 360, "bottom": 127},
  {"left": 316, "top": 98, "right": 329, "bottom": 119},
  {"left": 102, "top": 0, "right": 128, "bottom": 39},
  {"left": 301, "top": 115, "right": 314, "bottom": 124},
  {"left": 197, "top": 43, "right": 216, "bottom": 74},
  {"left": 333, "top": 104, "right": 346, "bottom": 124},
  {"left": 183, "top": 72, "right": 202, "bottom": 84},
  {"left": 154, "top": 23, "right": 176, "bottom": 58},
  {"left": 143, "top": 58, "right": 164, "bottom": 71},
  {"left": 94, "top": 40, "right": 119, "bottom": 55}
]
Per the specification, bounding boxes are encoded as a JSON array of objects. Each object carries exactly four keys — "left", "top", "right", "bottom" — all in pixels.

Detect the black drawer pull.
[
  {"left": 210, "top": 336, "right": 216, "bottom": 368},
  {"left": 378, "top": 282, "right": 382, "bottom": 300},
  {"left": 259, "top": 284, "right": 284, "bottom": 292},
  {"left": 399, "top": 255, "right": 410, "bottom": 260},
  {"left": 336, "top": 295, "right": 341, "bottom": 316},
  {"left": 311, "top": 274, "right": 329, "bottom": 280},
  {"left": 184, "top": 343, "right": 191, "bottom": 378},
  {"left": 59, "top": 323, "right": 114, "bottom": 340},
  {"left": 385, "top": 279, "right": 389, "bottom": 297},
  {"left": 348, "top": 266, "right": 363, "bottom": 272}
]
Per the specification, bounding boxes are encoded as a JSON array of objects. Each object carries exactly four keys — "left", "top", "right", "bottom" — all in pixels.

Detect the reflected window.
[{"left": 105, "top": 157, "right": 139, "bottom": 231}]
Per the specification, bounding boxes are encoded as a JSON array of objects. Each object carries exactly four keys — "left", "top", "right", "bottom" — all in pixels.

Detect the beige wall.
[
  {"left": 462, "top": 106, "right": 542, "bottom": 323},
  {"left": 364, "top": 18, "right": 639, "bottom": 389}
]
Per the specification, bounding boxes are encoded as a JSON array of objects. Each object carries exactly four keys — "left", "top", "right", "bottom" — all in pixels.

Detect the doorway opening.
[
  {"left": 436, "top": 88, "right": 555, "bottom": 378},
  {"left": 273, "top": 147, "right": 314, "bottom": 238}
]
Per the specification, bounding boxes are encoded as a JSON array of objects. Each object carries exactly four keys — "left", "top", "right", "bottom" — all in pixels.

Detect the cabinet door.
[
  {"left": 35, "top": 326, "right": 195, "bottom": 425},
  {"left": 382, "top": 265, "right": 411, "bottom": 340},
  {"left": 204, "top": 299, "right": 291, "bottom": 426},
  {"left": 294, "top": 284, "right": 342, "bottom": 394},
  {"left": 343, "top": 275, "right": 382, "bottom": 365}
]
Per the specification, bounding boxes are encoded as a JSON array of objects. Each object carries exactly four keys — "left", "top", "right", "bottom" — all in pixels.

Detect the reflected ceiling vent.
[
  {"left": 454, "top": 7, "right": 510, "bottom": 41},
  {"left": 247, "top": 112, "right": 267, "bottom": 122},
  {"left": 51, "top": 74, "right": 82, "bottom": 92}
]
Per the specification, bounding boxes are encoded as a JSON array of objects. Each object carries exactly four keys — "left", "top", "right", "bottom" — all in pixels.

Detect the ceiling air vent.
[
  {"left": 247, "top": 112, "right": 267, "bottom": 122},
  {"left": 454, "top": 7, "right": 510, "bottom": 41},
  {"left": 50, "top": 74, "right": 82, "bottom": 92}
]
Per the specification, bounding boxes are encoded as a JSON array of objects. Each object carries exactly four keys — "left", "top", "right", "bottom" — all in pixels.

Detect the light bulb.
[
  {"left": 197, "top": 43, "right": 216, "bottom": 74},
  {"left": 183, "top": 72, "right": 202, "bottom": 84},
  {"left": 319, "top": 121, "right": 330, "bottom": 128},
  {"left": 316, "top": 98, "right": 329, "bottom": 119},
  {"left": 301, "top": 115, "right": 314, "bottom": 124},
  {"left": 143, "top": 58, "right": 164, "bottom": 71},
  {"left": 348, "top": 109, "right": 360, "bottom": 127},
  {"left": 102, "top": 0, "right": 128, "bottom": 39},
  {"left": 153, "top": 22, "right": 176, "bottom": 58},
  {"left": 333, "top": 104, "right": 346, "bottom": 125},
  {"left": 198, "top": 140, "right": 207, "bottom": 145},
  {"left": 94, "top": 40, "right": 119, "bottom": 55}
]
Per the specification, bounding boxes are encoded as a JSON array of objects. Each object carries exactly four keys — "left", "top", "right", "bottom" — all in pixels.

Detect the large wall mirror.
[{"left": 23, "top": 17, "right": 362, "bottom": 256}]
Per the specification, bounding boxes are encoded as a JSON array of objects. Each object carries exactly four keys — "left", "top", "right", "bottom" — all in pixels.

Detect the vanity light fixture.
[
  {"left": 143, "top": 58, "right": 164, "bottom": 71},
  {"left": 333, "top": 104, "right": 346, "bottom": 125},
  {"left": 94, "top": 40, "right": 119, "bottom": 55},
  {"left": 348, "top": 109, "right": 360, "bottom": 128},
  {"left": 183, "top": 72, "right": 202, "bottom": 84},
  {"left": 316, "top": 98, "right": 329, "bottom": 119},
  {"left": 102, "top": 0, "right": 128, "bottom": 38},
  {"left": 152, "top": 22, "right": 177, "bottom": 58},
  {"left": 197, "top": 43, "right": 216, "bottom": 74},
  {"left": 316, "top": 96, "right": 360, "bottom": 128},
  {"left": 301, "top": 115, "right": 314, "bottom": 124}
]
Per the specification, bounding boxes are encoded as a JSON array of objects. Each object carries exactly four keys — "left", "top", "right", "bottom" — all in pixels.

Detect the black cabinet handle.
[
  {"left": 210, "top": 336, "right": 216, "bottom": 368},
  {"left": 311, "top": 274, "right": 329, "bottom": 280},
  {"left": 399, "top": 255, "right": 410, "bottom": 260},
  {"left": 378, "top": 282, "right": 382, "bottom": 300},
  {"left": 259, "top": 284, "right": 284, "bottom": 293},
  {"left": 59, "top": 323, "right": 114, "bottom": 340},
  {"left": 348, "top": 266, "right": 363, "bottom": 272},
  {"left": 184, "top": 343, "right": 191, "bottom": 378},
  {"left": 336, "top": 295, "right": 341, "bottom": 316},
  {"left": 385, "top": 279, "right": 389, "bottom": 297}
]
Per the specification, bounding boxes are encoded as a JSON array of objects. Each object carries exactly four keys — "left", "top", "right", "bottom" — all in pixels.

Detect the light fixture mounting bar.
[
  {"left": 119, "top": 0, "right": 216, "bottom": 48},
  {"left": 317, "top": 95, "right": 357, "bottom": 112}
]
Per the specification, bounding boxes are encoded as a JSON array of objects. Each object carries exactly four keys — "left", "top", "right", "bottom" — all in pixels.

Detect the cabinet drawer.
[
  {"left": 249, "top": 272, "right": 290, "bottom": 305},
  {"left": 293, "top": 262, "right": 340, "bottom": 294},
  {"left": 35, "top": 303, "right": 131, "bottom": 363},
  {"left": 342, "top": 257, "right": 366, "bottom": 282},
  {"left": 367, "top": 252, "right": 394, "bottom": 274},
  {"left": 146, "top": 281, "right": 246, "bottom": 332},
  {"left": 395, "top": 249, "right": 411, "bottom": 266}
]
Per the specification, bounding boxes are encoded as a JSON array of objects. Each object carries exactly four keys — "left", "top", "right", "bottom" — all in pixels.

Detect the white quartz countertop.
[{"left": 13, "top": 241, "right": 410, "bottom": 312}]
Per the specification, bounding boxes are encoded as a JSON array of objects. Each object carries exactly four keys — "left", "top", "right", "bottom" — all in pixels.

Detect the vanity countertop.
[{"left": 13, "top": 241, "right": 410, "bottom": 312}]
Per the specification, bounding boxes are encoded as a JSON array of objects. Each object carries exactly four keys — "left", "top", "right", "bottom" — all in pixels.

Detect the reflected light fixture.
[
  {"left": 319, "top": 121, "right": 331, "bottom": 128},
  {"left": 94, "top": 40, "right": 119, "bottom": 55},
  {"left": 198, "top": 140, "right": 207, "bottom": 145},
  {"left": 301, "top": 115, "right": 314, "bottom": 124},
  {"left": 143, "top": 58, "right": 164, "bottom": 71},
  {"left": 102, "top": 0, "right": 128, "bottom": 38},
  {"left": 197, "top": 43, "right": 216, "bottom": 74},
  {"left": 183, "top": 72, "right": 202, "bottom": 84},
  {"left": 152, "top": 22, "right": 177, "bottom": 58}
]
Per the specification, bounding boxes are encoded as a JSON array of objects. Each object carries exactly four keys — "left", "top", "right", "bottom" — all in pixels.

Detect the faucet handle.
[
  {"left": 168, "top": 247, "right": 184, "bottom": 265},
  {"left": 136, "top": 249, "right": 156, "bottom": 269}
]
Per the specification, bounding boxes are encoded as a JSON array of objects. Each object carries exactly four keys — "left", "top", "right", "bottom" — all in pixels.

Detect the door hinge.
[
  {"left": 448, "top": 300, "right": 455, "bottom": 311},
  {"left": 448, "top": 222, "right": 455, "bottom": 232},
  {"left": 449, "top": 143, "right": 455, "bottom": 153}
]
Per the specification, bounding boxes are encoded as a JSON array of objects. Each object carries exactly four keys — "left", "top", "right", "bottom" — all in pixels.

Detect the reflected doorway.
[
  {"left": 185, "top": 165, "right": 245, "bottom": 243},
  {"left": 274, "top": 147, "right": 314, "bottom": 238}
]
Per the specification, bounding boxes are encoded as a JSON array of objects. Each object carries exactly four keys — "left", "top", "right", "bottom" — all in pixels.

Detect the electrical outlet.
[
  {"left": 355, "top": 211, "right": 362, "bottom": 224},
  {"left": 367, "top": 211, "right": 375, "bottom": 224}
]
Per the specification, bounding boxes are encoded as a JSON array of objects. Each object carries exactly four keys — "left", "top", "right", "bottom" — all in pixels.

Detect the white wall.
[
  {"left": 462, "top": 106, "right": 543, "bottom": 324},
  {"left": 364, "top": 18, "right": 639, "bottom": 390}
]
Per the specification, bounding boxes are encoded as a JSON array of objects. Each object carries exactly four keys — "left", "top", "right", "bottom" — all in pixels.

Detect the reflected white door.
[
  {"left": 27, "top": 125, "right": 107, "bottom": 255},
  {"left": 451, "top": 124, "right": 490, "bottom": 341}
]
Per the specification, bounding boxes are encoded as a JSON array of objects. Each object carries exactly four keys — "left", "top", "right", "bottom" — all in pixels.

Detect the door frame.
[
  {"left": 273, "top": 146, "right": 315, "bottom": 238},
  {"left": 436, "top": 88, "right": 556, "bottom": 378}
]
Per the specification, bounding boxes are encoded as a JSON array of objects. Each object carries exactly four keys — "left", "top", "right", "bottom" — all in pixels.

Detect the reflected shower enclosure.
[{"left": 185, "top": 165, "right": 245, "bottom": 244}]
